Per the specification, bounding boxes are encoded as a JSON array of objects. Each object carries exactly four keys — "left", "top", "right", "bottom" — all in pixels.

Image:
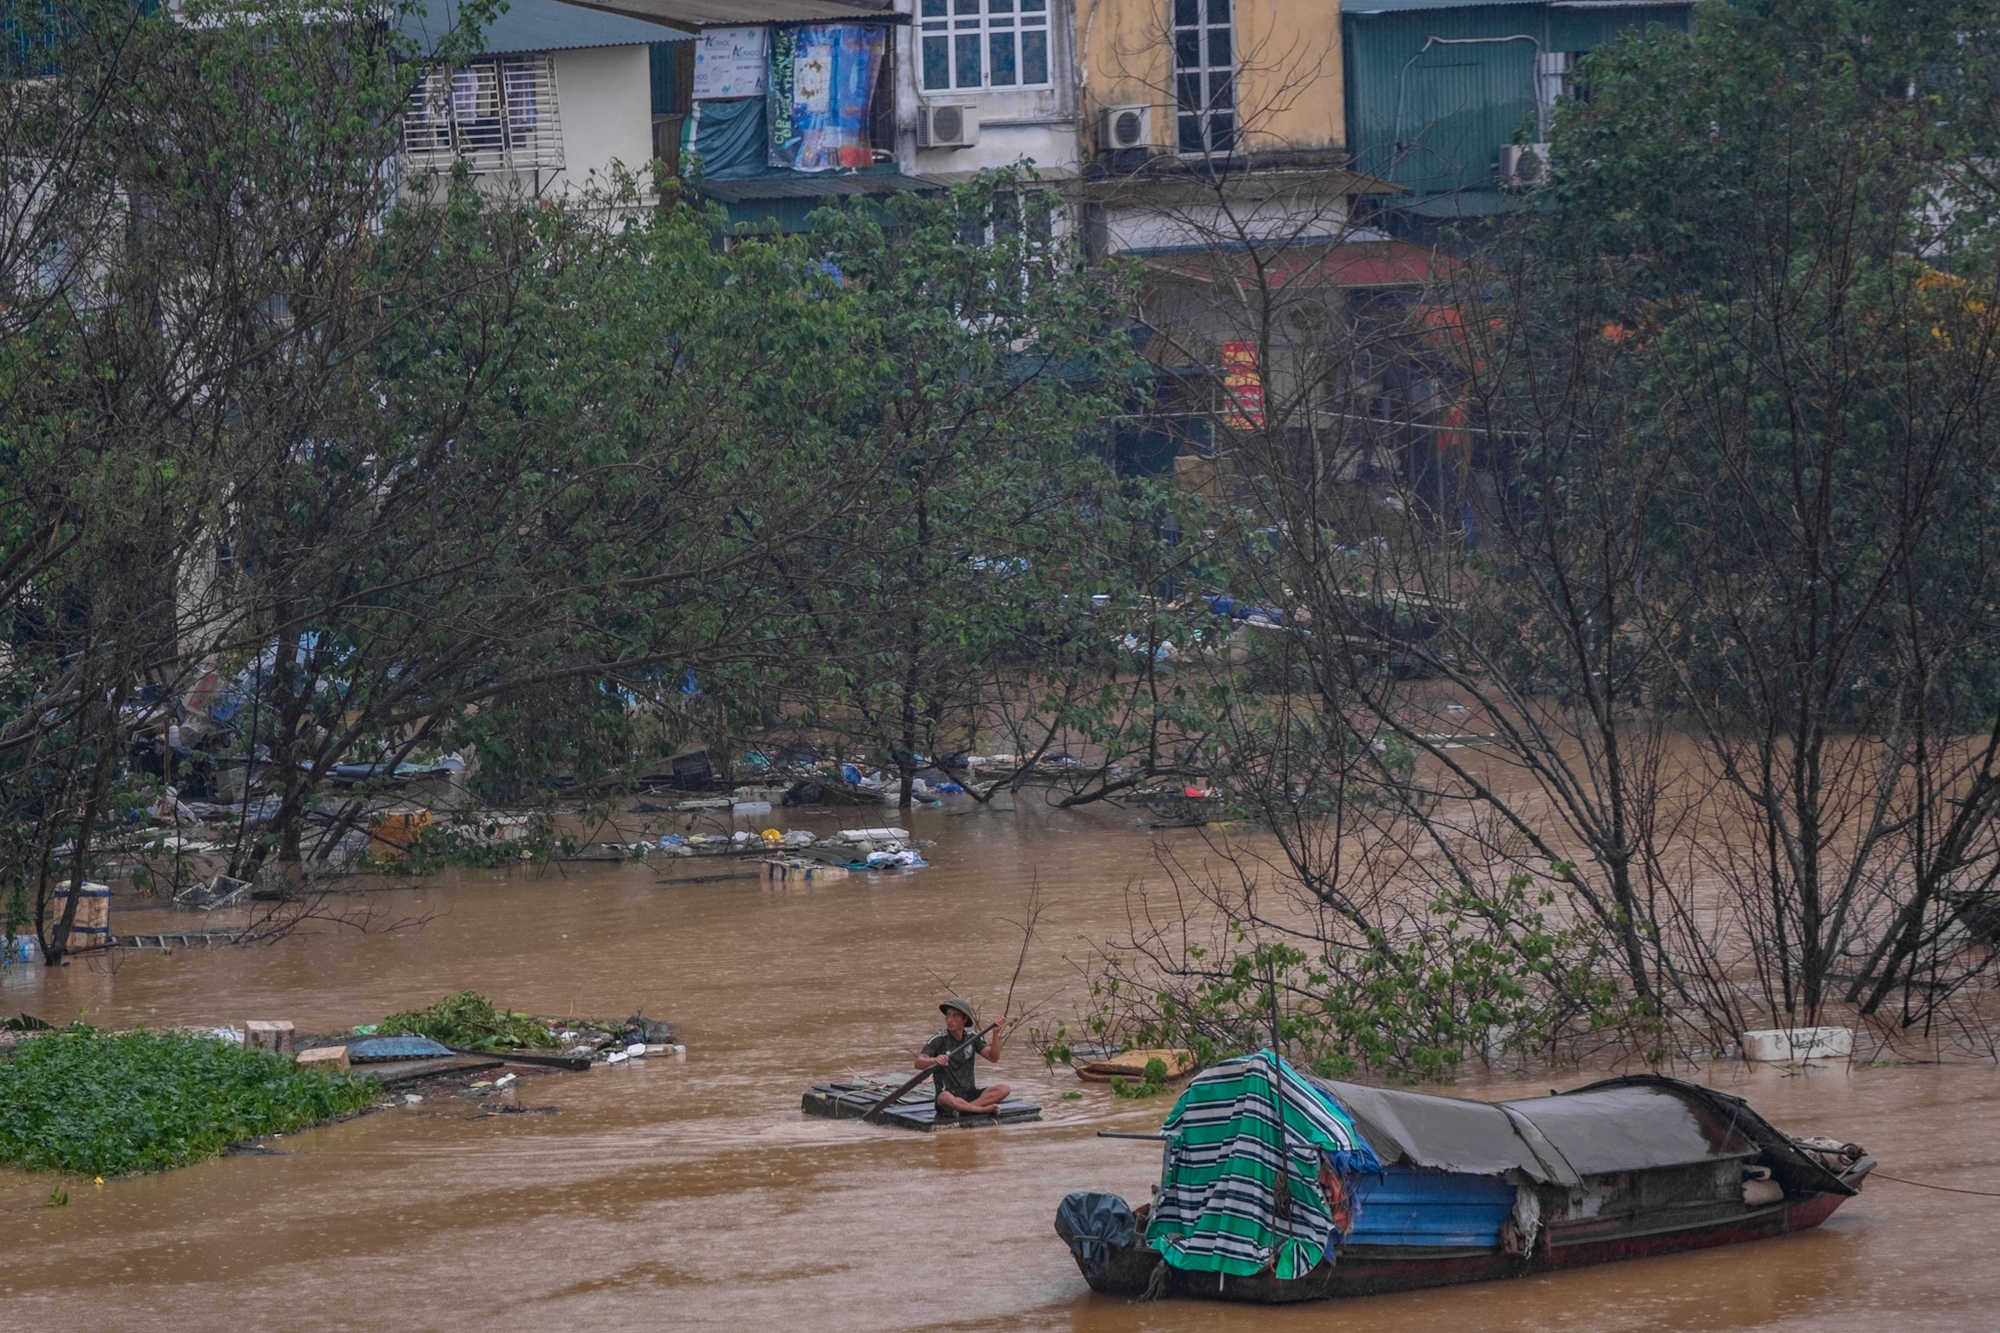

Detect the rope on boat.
[{"left": 1870, "top": 1171, "right": 2000, "bottom": 1198}]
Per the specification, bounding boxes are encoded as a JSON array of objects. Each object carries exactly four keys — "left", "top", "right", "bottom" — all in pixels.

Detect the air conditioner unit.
[
  {"left": 1102, "top": 104, "right": 1153, "bottom": 152},
  {"left": 918, "top": 103, "right": 979, "bottom": 149},
  {"left": 1498, "top": 142, "right": 1552, "bottom": 188}
]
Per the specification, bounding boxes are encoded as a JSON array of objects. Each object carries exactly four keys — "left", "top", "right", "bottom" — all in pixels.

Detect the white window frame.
[
  {"left": 1172, "top": 0, "right": 1235, "bottom": 157},
  {"left": 403, "top": 55, "right": 565, "bottom": 173},
  {"left": 919, "top": 0, "right": 1053, "bottom": 93}
]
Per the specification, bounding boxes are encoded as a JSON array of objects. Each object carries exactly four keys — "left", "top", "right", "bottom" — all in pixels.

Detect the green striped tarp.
[{"left": 1144, "top": 1052, "right": 1379, "bottom": 1279}]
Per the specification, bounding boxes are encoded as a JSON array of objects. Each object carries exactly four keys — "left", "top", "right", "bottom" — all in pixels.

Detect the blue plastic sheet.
[
  {"left": 347, "top": 1035, "right": 455, "bottom": 1062},
  {"left": 686, "top": 97, "right": 768, "bottom": 181}
]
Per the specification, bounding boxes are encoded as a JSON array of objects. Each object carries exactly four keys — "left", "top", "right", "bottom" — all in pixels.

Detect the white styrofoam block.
[{"left": 1739, "top": 1027, "right": 1854, "bottom": 1062}]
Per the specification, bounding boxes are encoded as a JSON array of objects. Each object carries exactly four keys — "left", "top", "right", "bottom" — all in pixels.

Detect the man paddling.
[{"left": 919, "top": 998, "right": 1008, "bottom": 1118}]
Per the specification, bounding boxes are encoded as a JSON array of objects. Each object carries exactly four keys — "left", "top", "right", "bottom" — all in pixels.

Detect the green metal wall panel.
[
  {"left": 1343, "top": 3, "right": 1690, "bottom": 198},
  {"left": 1545, "top": 6, "right": 1690, "bottom": 52}
]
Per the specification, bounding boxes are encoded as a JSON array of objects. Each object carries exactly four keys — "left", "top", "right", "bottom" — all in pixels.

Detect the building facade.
[
  {"left": 399, "top": 0, "right": 686, "bottom": 204},
  {"left": 1342, "top": 0, "right": 1692, "bottom": 220},
  {"left": 904, "top": 1, "right": 1083, "bottom": 183},
  {"left": 1077, "top": 0, "right": 1346, "bottom": 168}
]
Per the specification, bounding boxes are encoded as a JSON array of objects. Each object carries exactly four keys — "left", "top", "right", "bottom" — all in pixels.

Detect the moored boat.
[{"left": 1056, "top": 1059, "right": 1873, "bottom": 1304}]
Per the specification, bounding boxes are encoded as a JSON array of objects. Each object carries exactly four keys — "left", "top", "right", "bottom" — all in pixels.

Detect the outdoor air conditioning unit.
[
  {"left": 1102, "top": 104, "right": 1154, "bottom": 152},
  {"left": 918, "top": 103, "right": 980, "bottom": 149},
  {"left": 1500, "top": 142, "right": 1553, "bottom": 188}
]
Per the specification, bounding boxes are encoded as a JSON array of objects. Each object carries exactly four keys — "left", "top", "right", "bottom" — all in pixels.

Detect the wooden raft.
[{"left": 801, "top": 1079, "right": 1041, "bottom": 1132}]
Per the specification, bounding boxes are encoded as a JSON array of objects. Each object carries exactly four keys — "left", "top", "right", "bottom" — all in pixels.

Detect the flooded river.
[{"left": 3, "top": 799, "right": 1996, "bottom": 1331}]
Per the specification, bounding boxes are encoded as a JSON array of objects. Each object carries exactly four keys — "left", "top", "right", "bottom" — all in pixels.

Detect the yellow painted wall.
[{"left": 1075, "top": 0, "right": 1344, "bottom": 154}]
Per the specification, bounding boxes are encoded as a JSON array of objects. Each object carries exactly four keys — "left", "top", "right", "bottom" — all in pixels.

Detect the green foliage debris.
[
  {"left": 0, "top": 1028, "right": 376, "bottom": 1176},
  {"left": 1110, "top": 1062, "right": 1173, "bottom": 1100},
  {"left": 377, "top": 991, "right": 552, "bottom": 1051}
]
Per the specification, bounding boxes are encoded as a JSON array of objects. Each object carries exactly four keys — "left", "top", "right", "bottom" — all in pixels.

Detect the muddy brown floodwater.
[{"left": 3, "top": 799, "right": 1997, "bottom": 1332}]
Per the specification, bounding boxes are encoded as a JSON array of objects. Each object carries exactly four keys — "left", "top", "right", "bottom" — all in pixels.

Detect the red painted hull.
[{"left": 1079, "top": 1163, "right": 1870, "bottom": 1304}]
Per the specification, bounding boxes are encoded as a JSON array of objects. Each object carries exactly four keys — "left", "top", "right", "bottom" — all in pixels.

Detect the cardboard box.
[
  {"left": 245, "top": 1020, "right": 296, "bottom": 1055},
  {"left": 296, "top": 1045, "right": 349, "bottom": 1072}
]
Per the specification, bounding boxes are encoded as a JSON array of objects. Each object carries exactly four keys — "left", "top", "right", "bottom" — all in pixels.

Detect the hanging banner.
[
  {"left": 693, "top": 26, "right": 768, "bottom": 100},
  {"left": 769, "top": 24, "right": 885, "bottom": 172},
  {"left": 1219, "top": 341, "right": 1265, "bottom": 431}
]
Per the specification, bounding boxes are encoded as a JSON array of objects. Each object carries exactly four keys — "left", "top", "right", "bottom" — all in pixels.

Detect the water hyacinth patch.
[
  {"left": 376, "top": 991, "right": 553, "bottom": 1051},
  {"left": 0, "top": 1028, "right": 376, "bottom": 1176}
]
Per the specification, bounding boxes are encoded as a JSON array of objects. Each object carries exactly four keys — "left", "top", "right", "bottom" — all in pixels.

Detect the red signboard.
[{"left": 1219, "top": 340, "right": 1265, "bottom": 431}]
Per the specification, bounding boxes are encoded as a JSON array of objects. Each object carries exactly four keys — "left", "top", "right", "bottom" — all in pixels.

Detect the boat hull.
[{"left": 1079, "top": 1162, "right": 1871, "bottom": 1304}]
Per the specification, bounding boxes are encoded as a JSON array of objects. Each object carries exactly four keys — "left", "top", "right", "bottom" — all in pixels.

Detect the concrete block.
[
  {"left": 245, "top": 1020, "right": 296, "bottom": 1055},
  {"left": 296, "top": 1045, "right": 349, "bottom": 1072}
]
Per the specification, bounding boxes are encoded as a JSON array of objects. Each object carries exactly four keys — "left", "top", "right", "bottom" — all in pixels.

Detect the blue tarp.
[
  {"left": 347, "top": 1035, "right": 455, "bottom": 1062},
  {"left": 686, "top": 97, "right": 767, "bottom": 180}
]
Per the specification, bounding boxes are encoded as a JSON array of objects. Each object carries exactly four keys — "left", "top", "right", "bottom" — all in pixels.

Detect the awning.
[
  {"left": 1141, "top": 240, "right": 1464, "bottom": 292},
  {"left": 1347, "top": 0, "right": 1689, "bottom": 10},
  {"left": 400, "top": 0, "right": 692, "bottom": 57},
  {"left": 1069, "top": 167, "right": 1405, "bottom": 209},
  {"left": 698, "top": 171, "right": 936, "bottom": 203},
  {"left": 1392, "top": 190, "right": 1526, "bottom": 219},
  {"left": 915, "top": 166, "right": 1081, "bottom": 188},
  {"left": 556, "top": 0, "right": 908, "bottom": 31}
]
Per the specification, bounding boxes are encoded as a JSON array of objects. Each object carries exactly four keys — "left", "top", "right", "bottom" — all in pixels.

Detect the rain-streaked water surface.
[{"left": 2, "top": 799, "right": 1994, "bottom": 1331}]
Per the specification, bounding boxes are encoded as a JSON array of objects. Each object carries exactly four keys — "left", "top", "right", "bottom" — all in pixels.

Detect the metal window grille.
[
  {"left": 920, "top": 0, "right": 1051, "bottom": 91},
  {"left": 1172, "top": 0, "right": 1234, "bottom": 155},
  {"left": 403, "top": 56, "right": 565, "bottom": 173}
]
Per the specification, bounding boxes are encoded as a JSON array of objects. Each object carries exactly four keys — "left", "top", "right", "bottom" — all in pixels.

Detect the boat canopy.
[
  {"left": 1499, "top": 1083, "right": 1754, "bottom": 1177},
  {"left": 1319, "top": 1078, "right": 1568, "bottom": 1182},
  {"left": 1318, "top": 1074, "right": 1852, "bottom": 1195}
]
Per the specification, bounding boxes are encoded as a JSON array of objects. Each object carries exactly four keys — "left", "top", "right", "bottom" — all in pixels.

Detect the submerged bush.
[
  {"left": 377, "top": 990, "right": 552, "bottom": 1050},
  {"left": 0, "top": 1028, "right": 377, "bottom": 1175}
]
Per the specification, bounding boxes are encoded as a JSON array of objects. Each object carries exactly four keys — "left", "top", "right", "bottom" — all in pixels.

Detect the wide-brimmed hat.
[{"left": 939, "top": 997, "right": 976, "bottom": 1022}]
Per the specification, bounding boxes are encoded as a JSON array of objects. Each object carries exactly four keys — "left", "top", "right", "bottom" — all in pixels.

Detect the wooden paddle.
[{"left": 862, "top": 1022, "right": 998, "bottom": 1123}]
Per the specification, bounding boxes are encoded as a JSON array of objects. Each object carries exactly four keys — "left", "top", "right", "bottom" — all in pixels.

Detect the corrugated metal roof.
[
  {"left": 1347, "top": 0, "right": 1688, "bottom": 12},
  {"left": 699, "top": 171, "right": 935, "bottom": 202},
  {"left": 1393, "top": 189, "right": 1525, "bottom": 217},
  {"left": 915, "top": 166, "right": 1080, "bottom": 187},
  {"left": 1346, "top": 0, "right": 1543, "bottom": 11},
  {"left": 558, "top": 0, "right": 906, "bottom": 31},
  {"left": 1143, "top": 240, "right": 1464, "bottom": 290},
  {"left": 401, "top": 0, "right": 690, "bottom": 57}
]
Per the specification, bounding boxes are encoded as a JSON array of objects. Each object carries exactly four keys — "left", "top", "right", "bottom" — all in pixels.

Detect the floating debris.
[
  {"left": 761, "top": 857, "right": 849, "bottom": 883},
  {"left": 1073, "top": 1048, "right": 1196, "bottom": 1083}
]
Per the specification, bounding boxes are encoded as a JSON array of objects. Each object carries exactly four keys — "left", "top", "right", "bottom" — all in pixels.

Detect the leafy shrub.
[
  {"left": 0, "top": 1028, "right": 376, "bottom": 1175},
  {"left": 377, "top": 991, "right": 552, "bottom": 1050},
  {"left": 1069, "top": 875, "right": 1636, "bottom": 1083},
  {"left": 1110, "top": 1058, "right": 1175, "bottom": 1100}
]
